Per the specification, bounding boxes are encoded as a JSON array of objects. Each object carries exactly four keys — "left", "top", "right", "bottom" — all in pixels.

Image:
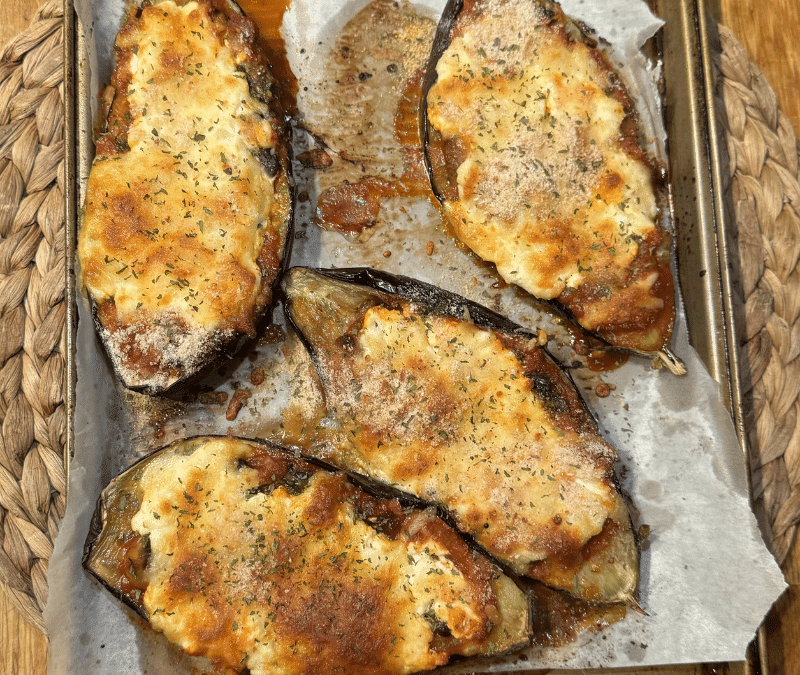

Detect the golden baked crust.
[
  {"left": 78, "top": 0, "right": 292, "bottom": 393},
  {"left": 425, "top": 0, "right": 674, "bottom": 353},
  {"left": 284, "top": 267, "right": 639, "bottom": 605},
  {"left": 83, "top": 437, "right": 530, "bottom": 675}
]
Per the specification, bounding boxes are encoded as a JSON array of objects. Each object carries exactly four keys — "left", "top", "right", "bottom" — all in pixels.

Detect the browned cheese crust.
[
  {"left": 426, "top": 0, "right": 674, "bottom": 353},
  {"left": 83, "top": 437, "right": 530, "bottom": 675},
  {"left": 284, "top": 268, "right": 639, "bottom": 604},
  {"left": 78, "top": 0, "right": 292, "bottom": 392}
]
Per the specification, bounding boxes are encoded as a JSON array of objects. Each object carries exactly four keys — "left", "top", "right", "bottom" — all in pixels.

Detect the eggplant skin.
[
  {"left": 283, "top": 266, "right": 640, "bottom": 606},
  {"left": 78, "top": 0, "right": 294, "bottom": 396},
  {"left": 83, "top": 436, "right": 530, "bottom": 675},
  {"left": 423, "top": 0, "right": 675, "bottom": 355}
]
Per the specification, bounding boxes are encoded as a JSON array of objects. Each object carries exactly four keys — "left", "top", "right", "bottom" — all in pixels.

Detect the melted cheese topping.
[
  {"left": 79, "top": 0, "right": 285, "bottom": 387},
  {"left": 315, "top": 304, "right": 617, "bottom": 575},
  {"left": 130, "top": 438, "right": 506, "bottom": 675},
  {"left": 426, "top": 0, "right": 664, "bottom": 331}
]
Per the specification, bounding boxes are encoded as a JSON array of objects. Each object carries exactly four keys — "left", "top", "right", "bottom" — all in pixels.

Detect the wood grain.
[
  {"left": 1, "top": 591, "right": 47, "bottom": 675},
  {"left": 0, "top": 0, "right": 37, "bottom": 47},
  {"left": 0, "top": 0, "right": 797, "bottom": 674}
]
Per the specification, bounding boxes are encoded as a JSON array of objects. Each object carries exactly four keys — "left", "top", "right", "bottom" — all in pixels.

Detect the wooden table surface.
[{"left": 2, "top": 0, "right": 799, "bottom": 674}]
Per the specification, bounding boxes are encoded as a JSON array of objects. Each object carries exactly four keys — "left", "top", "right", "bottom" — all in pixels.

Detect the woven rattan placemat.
[
  {"left": 0, "top": 0, "right": 66, "bottom": 634},
  {"left": 714, "top": 23, "right": 800, "bottom": 568},
  {"left": 0, "top": 0, "right": 797, "bottom": 637}
]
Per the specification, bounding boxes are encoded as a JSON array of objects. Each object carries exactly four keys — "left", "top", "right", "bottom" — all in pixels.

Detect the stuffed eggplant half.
[
  {"left": 78, "top": 0, "right": 294, "bottom": 395},
  {"left": 422, "top": 0, "right": 676, "bottom": 360},
  {"left": 83, "top": 436, "right": 530, "bottom": 675},
  {"left": 283, "top": 267, "right": 640, "bottom": 606}
]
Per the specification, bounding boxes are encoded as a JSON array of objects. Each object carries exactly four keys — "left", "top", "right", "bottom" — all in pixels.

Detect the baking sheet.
[{"left": 47, "top": 0, "right": 787, "bottom": 672}]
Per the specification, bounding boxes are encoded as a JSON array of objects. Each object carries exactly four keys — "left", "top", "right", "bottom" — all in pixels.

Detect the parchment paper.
[{"left": 45, "top": 0, "right": 787, "bottom": 672}]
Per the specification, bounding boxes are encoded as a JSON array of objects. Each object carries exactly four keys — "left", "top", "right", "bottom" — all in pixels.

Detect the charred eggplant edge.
[{"left": 282, "top": 266, "right": 600, "bottom": 425}]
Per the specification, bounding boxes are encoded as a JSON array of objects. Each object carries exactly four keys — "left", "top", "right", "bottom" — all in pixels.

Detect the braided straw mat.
[{"left": 0, "top": 0, "right": 797, "bottom": 638}]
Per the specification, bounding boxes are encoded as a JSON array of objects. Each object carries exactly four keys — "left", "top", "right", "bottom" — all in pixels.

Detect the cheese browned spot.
[
  {"left": 79, "top": 0, "right": 291, "bottom": 392},
  {"left": 315, "top": 303, "right": 617, "bottom": 570},
  {"left": 93, "top": 437, "right": 530, "bottom": 675},
  {"left": 426, "top": 0, "right": 674, "bottom": 353}
]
